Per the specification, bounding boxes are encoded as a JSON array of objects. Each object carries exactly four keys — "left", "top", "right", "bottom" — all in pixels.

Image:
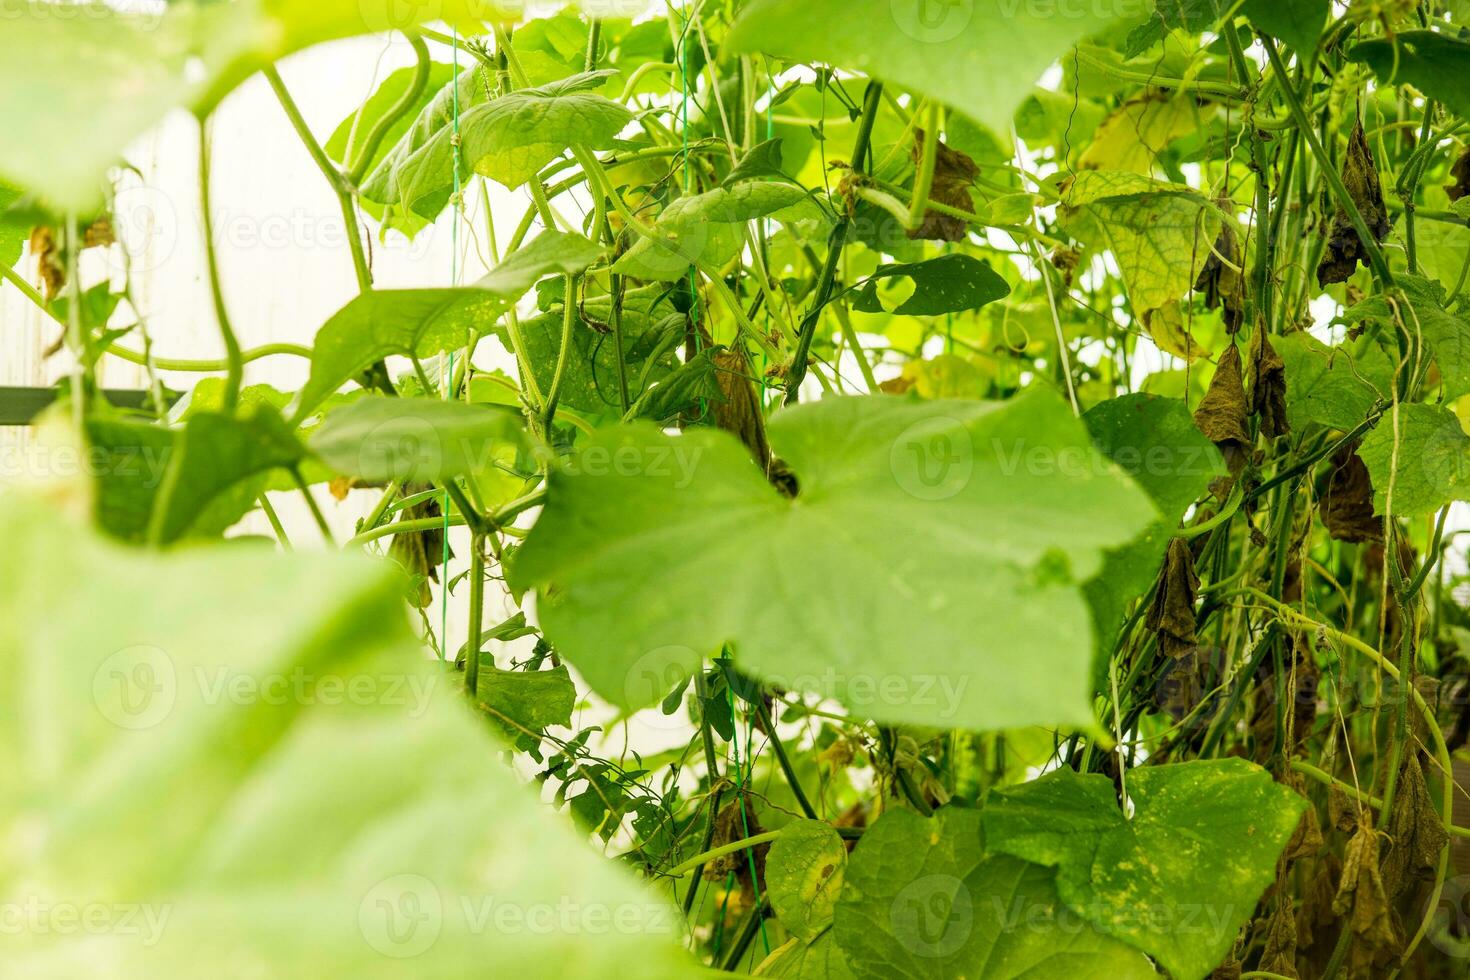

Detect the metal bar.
[{"left": 0, "top": 386, "right": 172, "bottom": 426}]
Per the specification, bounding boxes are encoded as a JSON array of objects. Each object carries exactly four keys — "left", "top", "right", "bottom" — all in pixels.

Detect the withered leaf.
[
  {"left": 712, "top": 346, "right": 771, "bottom": 471},
  {"left": 1323, "top": 442, "right": 1382, "bottom": 543},
  {"left": 1297, "top": 852, "right": 1340, "bottom": 950},
  {"left": 1317, "top": 122, "right": 1392, "bottom": 286},
  {"left": 1194, "top": 223, "right": 1246, "bottom": 334},
  {"left": 1381, "top": 752, "right": 1449, "bottom": 898},
  {"left": 1249, "top": 329, "right": 1289, "bottom": 439},
  {"left": 1332, "top": 818, "right": 1400, "bottom": 969},
  {"left": 706, "top": 797, "right": 768, "bottom": 909},
  {"left": 908, "top": 129, "right": 979, "bottom": 242},
  {"left": 1155, "top": 647, "right": 1205, "bottom": 724},
  {"left": 1208, "top": 958, "right": 1241, "bottom": 980},
  {"left": 1049, "top": 244, "right": 1083, "bottom": 288},
  {"left": 389, "top": 484, "right": 448, "bottom": 610},
  {"left": 28, "top": 217, "right": 117, "bottom": 301},
  {"left": 1194, "top": 343, "right": 1251, "bottom": 453},
  {"left": 879, "top": 375, "right": 915, "bottom": 395},
  {"left": 1258, "top": 899, "right": 1301, "bottom": 979},
  {"left": 1146, "top": 537, "right": 1200, "bottom": 659},
  {"left": 1282, "top": 770, "right": 1325, "bottom": 863},
  {"left": 1446, "top": 147, "right": 1470, "bottom": 202}
]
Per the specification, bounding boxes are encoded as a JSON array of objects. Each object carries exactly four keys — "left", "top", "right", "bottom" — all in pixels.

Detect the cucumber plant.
[{"left": 4, "top": 1, "right": 1470, "bottom": 978}]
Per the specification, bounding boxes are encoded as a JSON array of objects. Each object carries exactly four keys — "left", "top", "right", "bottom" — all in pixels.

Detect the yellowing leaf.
[
  {"left": 1061, "top": 170, "right": 1223, "bottom": 315},
  {"left": 1078, "top": 92, "right": 1206, "bottom": 174}
]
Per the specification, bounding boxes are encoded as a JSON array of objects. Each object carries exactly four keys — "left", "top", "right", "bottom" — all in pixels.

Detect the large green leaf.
[
  {"left": 477, "top": 664, "right": 577, "bottom": 739},
  {"left": 514, "top": 289, "right": 684, "bottom": 416},
  {"left": 299, "top": 232, "right": 606, "bottom": 418},
  {"left": 983, "top": 759, "right": 1307, "bottom": 980},
  {"left": 1339, "top": 276, "right": 1470, "bottom": 401},
  {"left": 766, "top": 820, "right": 848, "bottom": 943},
  {"left": 310, "top": 397, "right": 527, "bottom": 484},
  {"left": 359, "top": 66, "right": 496, "bottom": 229},
  {"left": 1276, "top": 333, "right": 1389, "bottom": 433},
  {"left": 851, "top": 254, "right": 1011, "bottom": 316},
  {"left": 464, "top": 71, "right": 630, "bottom": 188},
  {"left": 1061, "top": 170, "right": 1223, "bottom": 315},
  {"left": 833, "top": 808, "right": 1156, "bottom": 979},
  {"left": 726, "top": 0, "right": 1143, "bottom": 138},
  {"left": 297, "top": 289, "right": 501, "bottom": 419},
  {"left": 369, "top": 71, "right": 630, "bottom": 217},
  {"left": 327, "top": 62, "right": 457, "bottom": 176},
  {"left": 1242, "top": 0, "right": 1329, "bottom": 54},
  {"left": 0, "top": 0, "right": 517, "bottom": 210},
  {"left": 511, "top": 389, "right": 1158, "bottom": 731},
  {"left": 614, "top": 183, "right": 820, "bottom": 281},
  {"left": 1350, "top": 31, "right": 1470, "bottom": 122},
  {"left": 85, "top": 405, "right": 305, "bottom": 545},
  {"left": 480, "top": 230, "right": 605, "bottom": 296},
  {"left": 0, "top": 494, "right": 704, "bottom": 978},
  {"left": 1358, "top": 402, "right": 1470, "bottom": 516}
]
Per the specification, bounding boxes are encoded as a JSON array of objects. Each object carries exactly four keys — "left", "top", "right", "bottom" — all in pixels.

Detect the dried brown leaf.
[
  {"left": 1049, "top": 244, "right": 1082, "bottom": 288},
  {"left": 712, "top": 347, "right": 771, "bottom": 471},
  {"left": 1332, "top": 818, "right": 1400, "bottom": 969},
  {"left": 1250, "top": 329, "right": 1289, "bottom": 439},
  {"left": 1323, "top": 442, "right": 1381, "bottom": 543},
  {"left": 1208, "top": 958, "right": 1242, "bottom": 980},
  {"left": 908, "top": 129, "right": 979, "bottom": 242},
  {"left": 1146, "top": 537, "right": 1200, "bottom": 659},
  {"left": 1297, "top": 852, "right": 1340, "bottom": 950},
  {"left": 1194, "top": 223, "right": 1246, "bottom": 334},
  {"left": 706, "top": 797, "right": 767, "bottom": 909},
  {"left": 1282, "top": 770, "right": 1325, "bottom": 863},
  {"left": 1381, "top": 752, "right": 1449, "bottom": 898},
  {"left": 1317, "top": 122, "right": 1392, "bottom": 286},
  {"left": 1194, "top": 343, "right": 1251, "bottom": 451},
  {"left": 389, "top": 485, "right": 447, "bottom": 609},
  {"left": 1258, "top": 899, "right": 1301, "bottom": 979}
]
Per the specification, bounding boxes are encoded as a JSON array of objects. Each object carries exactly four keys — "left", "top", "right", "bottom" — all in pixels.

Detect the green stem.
[
  {"left": 465, "top": 534, "right": 485, "bottom": 695},
  {"left": 107, "top": 341, "right": 312, "bottom": 372},
  {"left": 1260, "top": 36, "right": 1394, "bottom": 287},
  {"left": 666, "top": 830, "right": 781, "bottom": 878},
  {"left": 751, "top": 696, "right": 818, "bottom": 820},
  {"left": 293, "top": 469, "right": 335, "bottom": 544},
  {"left": 196, "top": 118, "right": 244, "bottom": 414},
  {"left": 786, "top": 81, "right": 883, "bottom": 405},
  {"left": 348, "top": 512, "right": 467, "bottom": 548},
  {"left": 257, "top": 493, "right": 292, "bottom": 550},
  {"left": 348, "top": 32, "right": 431, "bottom": 185},
  {"left": 905, "top": 102, "right": 940, "bottom": 231},
  {"left": 264, "top": 66, "right": 373, "bottom": 292},
  {"left": 682, "top": 668, "right": 726, "bottom": 916},
  {"left": 543, "top": 273, "right": 580, "bottom": 431}
]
